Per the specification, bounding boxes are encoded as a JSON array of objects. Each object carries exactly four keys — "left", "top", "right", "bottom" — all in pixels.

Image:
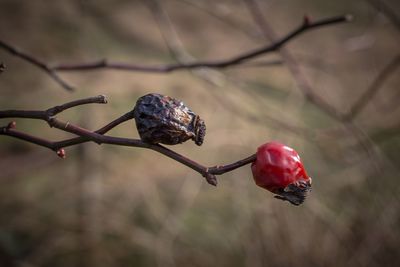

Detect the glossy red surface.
[{"left": 251, "top": 141, "right": 310, "bottom": 193}]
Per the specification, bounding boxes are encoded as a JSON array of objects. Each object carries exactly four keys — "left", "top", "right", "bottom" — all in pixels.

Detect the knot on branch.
[{"left": 203, "top": 169, "right": 218, "bottom": 186}]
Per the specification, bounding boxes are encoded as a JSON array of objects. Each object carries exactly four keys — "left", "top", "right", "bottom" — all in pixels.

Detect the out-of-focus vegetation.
[{"left": 0, "top": 0, "right": 399, "bottom": 266}]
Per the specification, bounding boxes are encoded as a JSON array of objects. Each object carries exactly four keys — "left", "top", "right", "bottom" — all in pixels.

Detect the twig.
[
  {"left": 0, "top": 14, "right": 350, "bottom": 91},
  {"left": 343, "top": 54, "right": 400, "bottom": 121},
  {"left": 244, "top": 0, "right": 349, "bottom": 119},
  {"left": 0, "top": 95, "right": 107, "bottom": 120},
  {"left": 0, "top": 96, "right": 256, "bottom": 186},
  {"left": 0, "top": 40, "right": 74, "bottom": 91},
  {"left": 51, "top": 15, "right": 350, "bottom": 72},
  {"left": 146, "top": 0, "right": 316, "bottom": 140},
  {"left": 145, "top": 0, "right": 186, "bottom": 62},
  {"left": 244, "top": 0, "right": 398, "bottom": 124},
  {"left": 177, "top": 0, "right": 262, "bottom": 39},
  {"left": 242, "top": 0, "right": 389, "bottom": 174}
]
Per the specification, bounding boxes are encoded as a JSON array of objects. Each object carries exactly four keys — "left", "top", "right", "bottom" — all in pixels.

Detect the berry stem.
[{"left": 208, "top": 154, "right": 256, "bottom": 175}]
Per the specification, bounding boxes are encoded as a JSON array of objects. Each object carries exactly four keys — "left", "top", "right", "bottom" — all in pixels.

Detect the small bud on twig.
[
  {"left": 7, "top": 121, "right": 16, "bottom": 129},
  {"left": 56, "top": 148, "right": 66, "bottom": 159},
  {"left": 345, "top": 14, "right": 354, "bottom": 22},
  {"left": 99, "top": 94, "right": 108, "bottom": 104}
]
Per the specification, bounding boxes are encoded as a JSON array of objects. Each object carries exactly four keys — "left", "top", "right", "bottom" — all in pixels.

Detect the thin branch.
[
  {"left": 54, "top": 111, "right": 134, "bottom": 149},
  {"left": 46, "top": 95, "right": 108, "bottom": 116},
  {"left": 0, "top": 96, "right": 256, "bottom": 186},
  {"left": 0, "top": 109, "right": 45, "bottom": 120},
  {"left": 0, "top": 14, "right": 350, "bottom": 92},
  {"left": 343, "top": 54, "right": 400, "bottom": 121},
  {"left": 146, "top": 0, "right": 316, "bottom": 141},
  {"left": 242, "top": 0, "right": 387, "bottom": 173},
  {"left": 0, "top": 95, "right": 107, "bottom": 120},
  {"left": 244, "top": 0, "right": 347, "bottom": 120},
  {"left": 1, "top": 126, "right": 56, "bottom": 149},
  {"left": 0, "top": 40, "right": 75, "bottom": 91},
  {"left": 244, "top": 0, "right": 398, "bottom": 126},
  {"left": 208, "top": 154, "right": 256, "bottom": 175},
  {"left": 51, "top": 15, "right": 350, "bottom": 72}
]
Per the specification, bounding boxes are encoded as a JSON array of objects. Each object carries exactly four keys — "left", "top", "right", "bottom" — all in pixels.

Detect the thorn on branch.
[{"left": 56, "top": 148, "right": 66, "bottom": 159}]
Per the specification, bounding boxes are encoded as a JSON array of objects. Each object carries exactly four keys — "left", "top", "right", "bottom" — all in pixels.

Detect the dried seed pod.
[{"left": 133, "top": 93, "right": 206, "bottom": 146}]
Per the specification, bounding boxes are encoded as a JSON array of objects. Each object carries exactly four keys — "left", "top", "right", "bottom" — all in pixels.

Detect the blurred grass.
[{"left": 0, "top": 0, "right": 400, "bottom": 266}]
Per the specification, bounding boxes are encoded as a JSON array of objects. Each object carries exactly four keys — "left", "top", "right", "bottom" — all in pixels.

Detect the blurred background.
[{"left": 0, "top": 0, "right": 399, "bottom": 266}]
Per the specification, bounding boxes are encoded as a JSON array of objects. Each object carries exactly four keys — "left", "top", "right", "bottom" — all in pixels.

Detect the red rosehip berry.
[{"left": 251, "top": 141, "right": 312, "bottom": 205}]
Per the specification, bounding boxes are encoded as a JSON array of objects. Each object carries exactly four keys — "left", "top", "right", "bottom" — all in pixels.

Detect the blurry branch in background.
[
  {"left": 365, "top": 0, "right": 400, "bottom": 31},
  {"left": 244, "top": 0, "right": 345, "bottom": 120},
  {"left": 243, "top": 0, "right": 400, "bottom": 170},
  {"left": 2, "top": 2, "right": 394, "bottom": 170},
  {"left": 243, "top": 0, "right": 399, "bottom": 123},
  {"left": 177, "top": 0, "right": 263, "bottom": 39},
  {"left": 343, "top": 54, "right": 400, "bottom": 121},
  {"left": 0, "top": 40, "right": 74, "bottom": 91},
  {"left": 145, "top": 0, "right": 191, "bottom": 66},
  {"left": 0, "top": 7, "right": 351, "bottom": 188},
  {"left": 0, "top": 95, "right": 256, "bottom": 186},
  {"left": 146, "top": 0, "right": 317, "bottom": 140},
  {"left": 0, "top": 15, "right": 349, "bottom": 91},
  {"left": 53, "top": 15, "right": 350, "bottom": 70}
]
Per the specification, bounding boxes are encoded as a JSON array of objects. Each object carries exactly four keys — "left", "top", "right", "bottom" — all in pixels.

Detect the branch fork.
[
  {"left": 0, "top": 96, "right": 255, "bottom": 185},
  {"left": 0, "top": 15, "right": 351, "bottom": 91}
]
